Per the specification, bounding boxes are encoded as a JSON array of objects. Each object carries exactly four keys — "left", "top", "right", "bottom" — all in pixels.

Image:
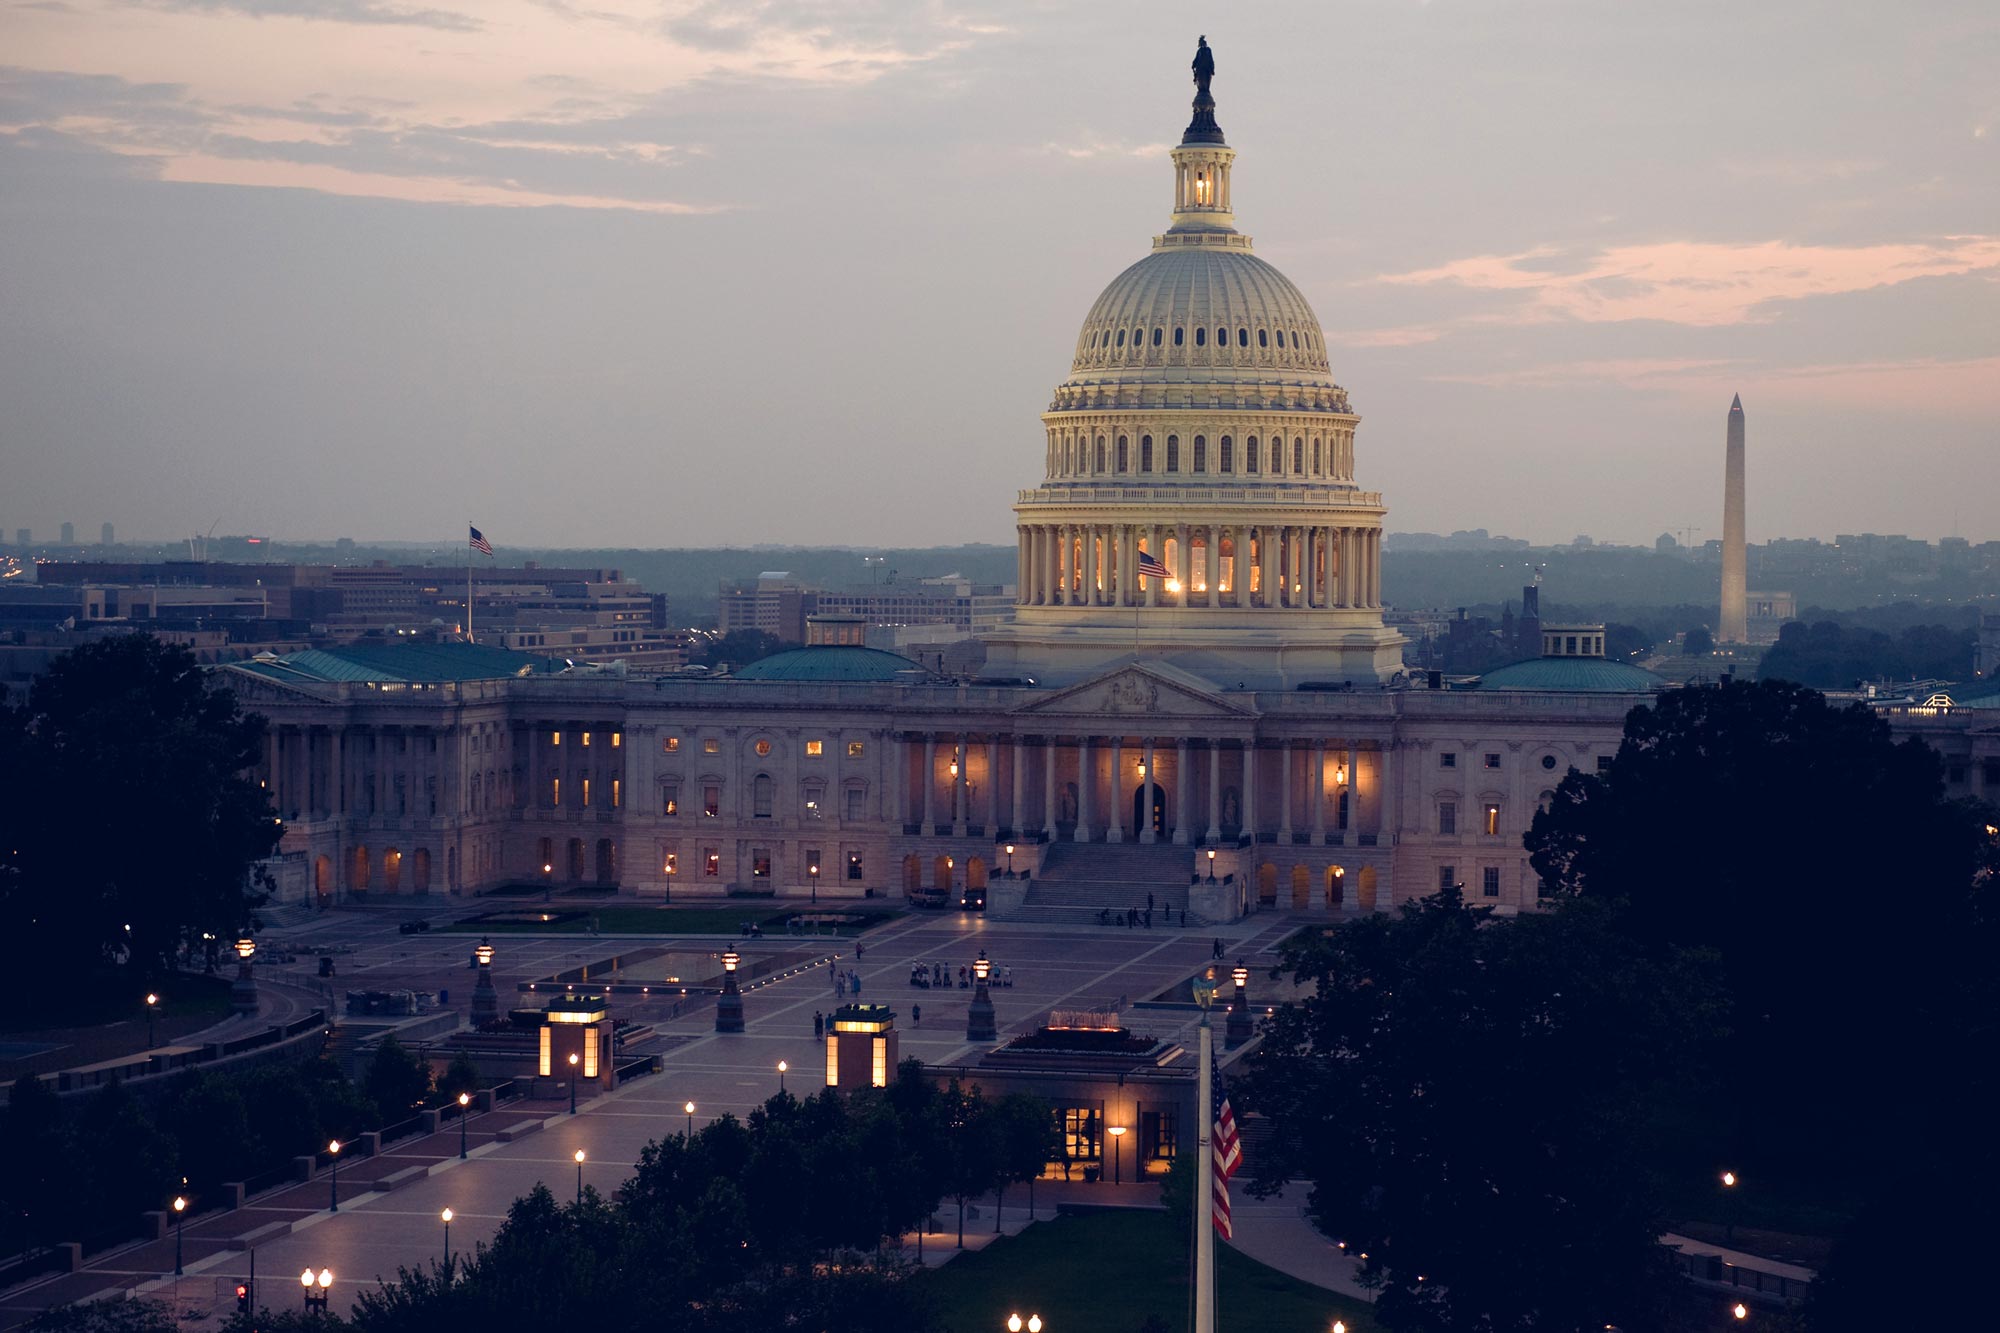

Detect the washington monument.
[{"left": 1719, "top": 394, "right": 1747, "bottom": 644}]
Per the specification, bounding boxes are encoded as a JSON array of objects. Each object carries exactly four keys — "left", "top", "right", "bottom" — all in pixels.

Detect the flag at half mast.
[
  {"left": 468, "top": 526, "right": 493, "bottom": 556},
  {"left": 1213, "top": 1066, "right": 1242, "bottom": 1238}
]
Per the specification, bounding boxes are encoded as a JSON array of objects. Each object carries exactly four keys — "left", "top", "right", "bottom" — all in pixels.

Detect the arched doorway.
[
  {"left": 412, "top": 848, "right": 432, "bottom": 893},
  {"left": 1131, "top": 782, "right": 1166, "bottom": 838},
  {"left": 967, "top": 857, "right": 988, "bottom": 890},
  {"left": 1256, "top": 862, "right": 1277, "bottom": 907},
  {"left": 349, "top": 846, "right": 370, "bottom": 894},
  {"left": 567, "top": 837, "right": 585, "bottom": 880},
  {"left": 1326, "top": 865, "right": 1346, "bottom": 909},
  {"left": 595, "top": 838, "right": 617, "bottom": 884},
  {"left": 382, "top": 847, "right": 403, "bottom": 893},
  {"left": 1290, "top": 865, "right": 1309, "bottom": 909},
  {"left": 314, "top": 855, "right": 333, "bottom": 907},
  {"left": 934, "top": 855, "right": 955, "bottom": 890},
  {"left": 903, "top": 855, "right": 922, "bottom": 893},
  {"left": 1357, "top": 866, "right": 1379, "bottom": 913}
]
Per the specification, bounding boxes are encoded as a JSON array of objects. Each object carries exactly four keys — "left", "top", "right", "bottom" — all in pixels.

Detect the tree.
[
  {"left": 1526, "top": 679, "right": 1999, "bottom": 1187},
  {"left": 361, "top": 1037, "right": 432, "bottom": 1124},
  {"left": 1680, "top": 626, "right": 1712, "bottom": 656},
  {"left": 938, "top": 1080, "right": 997, "bottom": 1249},
  {"left": 25, "top": 1295, "right": 180, "bottom": 1332},
  {"left": 1245, "top": 888, "right": 1721, "bottom": 1332},
  {"left": 0, "top": 635, "right": 279, "bottom": 991},
  {"left": 988, "top": 1092, "right": 1060, "bottom": 1228},
  {"left": 436, "top": 1051, "right": 482, "bottom": 1101}
]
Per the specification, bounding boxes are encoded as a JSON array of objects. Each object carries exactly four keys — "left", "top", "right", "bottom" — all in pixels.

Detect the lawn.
[
  {"left": 442, "top": 906, "right": 903, "bottom": 937},
  {"left": 914, "top": 1209, "right": 1382, "bottom": 1333}
]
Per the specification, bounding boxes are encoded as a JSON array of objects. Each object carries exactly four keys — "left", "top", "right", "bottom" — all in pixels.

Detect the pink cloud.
[{"left": 1381, "top": 237, "right": 2000, "bottom": 326}]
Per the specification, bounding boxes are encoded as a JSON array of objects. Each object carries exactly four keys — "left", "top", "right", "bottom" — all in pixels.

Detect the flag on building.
[
  {"left": 1138, "top": 549, "right": 1172, "bottom": 580},
  {"left": 1213, "top": 1066, "right": 1242, "bottom": 1238},
  {"left": 468, "top": 526, "right": 493, "bottom": 556}
]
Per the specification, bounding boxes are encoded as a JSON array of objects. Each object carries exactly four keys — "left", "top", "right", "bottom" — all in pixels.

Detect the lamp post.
[
  {"left": 301, "top": 1268, "right": 332, "bottom": 1314},
  {"left": 171, "top": 1194, "right": 187, "bottom": 1276},
  {"left": 1006, "top": 1314, "right": 1044, "bottom": 1332},
  {"left": 574, "top": 1149, "right": 586, "bottom": 1204},
  {"left": 685, "top": 1101, "right": 695, "bottom": 1138},
  {"left": 715, "top": 944, "right": 744, "bottom": 1032},
  {"left": 232, "top": 936, "right": 258, "bottom": 1016},
  {"left": 471, "top": 938, "right": 498, "bottom": 1026},
  {"left": 440, "top": 1208, "right": 452, "bottom": 1265},
  {"left": 543, "top": 861, "right": 553, "bottom": 902},
  {"left": 1225, "top": 959, "right": 1252, "bottom": 1048},
  {"left": 1191, "top": 972, "right": 1220, "bottom": 1333},
  {"left": 457, "top": 1092, "right": 471, "bottom": 1158},
  {"left": 1005, "top": 843, "right": 1016, "bottom": 876},
  {"left": 568, "top": 1052, "right": 580, "bottom": 1114},
  {"left": 1732, "top": 1303, "right": 1748, "bottom": 1321},
  {"left": 1206, "top": 848, "right": 1216, "bottom": 882},
  {"left": 809, "top": 861, "right": 820, "bottom": 905},
  {"left": 966, "top": 949, "right": 997, "bottom": 1042},
  {"left": 145, "top": 992, "right": 159, "bottom": 1049},
  {"left": 778, "top": 1060, "right": 789, "bottom": 1095},
  {"left": 1722, "top": 1170, "right": 1740, "bottom": 1244},
  {"left": 327, "top": 1139, "right": 340, "bottom": 1213},
  {"left": 1107, "top": 1125, "right": 1127, "bottom": 1186}
]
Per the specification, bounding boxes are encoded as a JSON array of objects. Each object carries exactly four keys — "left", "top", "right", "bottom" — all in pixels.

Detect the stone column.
[
  {"left": 1311, "top": 741, "right": 1328, "bottom": 842},
  {"left": 1206, "top": 525, "right": 1221, "bottom": 607},
  {"left": 1141, "top": 737, "right": 1158, "bottom": 843},
  {"left": 1347, "top": 744, "right": 1361, "bottom": 833},
  {"left": 1084, "top": 525, "right": 1099, "bottom": 606},
  {"left": 1052, "top": 527, "right": 1066, "bottom": 605},
  {"left": 1277, "top": 741, "right": 1294, "bottom": 842},
  {"left": 1107, "top": 735, "right": 1125, "bottom": 843},
  {"left": 1173, "top": 738, "right": 1190, "bottom": 845},
  {"left": 922, "top": 735, "right": 937, "bottom": 832},
  {"left": 1043, "top": 738, "right": 1060, "bottom": 839},
  {"left": 1206, "top": 743, "right": 1222, "bottom": 843},
  {"left": 1264, "top": 526, "right": 1279, "bottom": 610},
  {"left": 986, "top": 737, "right": 1001, "bottom": 833},
  {"left": 887, "top": 734, "right": 904, "bottom": 826},
  {"left": 1010, "top": 735, "right": 1026, "bottom": 836},
  {"left": 952, "top": 735, "right": 968, "bottom": 836},
  {"left": 1074, "top": 737, "right": 1093, "bottom": 842},
  {"left": 1242, "top": 740, "right": 1258, "bottom": 843},
  {"left": 1175, "top": 523, "right": 1191, "bottom": 604}
]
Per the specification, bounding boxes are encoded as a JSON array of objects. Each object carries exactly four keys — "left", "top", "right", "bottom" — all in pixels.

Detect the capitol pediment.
[{"left": 1014, "top": 661, "right": 1255, "bottom": 721}]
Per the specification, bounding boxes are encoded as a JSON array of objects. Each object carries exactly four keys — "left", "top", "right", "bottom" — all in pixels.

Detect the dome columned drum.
[{"left": 984, "top": 54, "right": 1404, "bottom": 691}]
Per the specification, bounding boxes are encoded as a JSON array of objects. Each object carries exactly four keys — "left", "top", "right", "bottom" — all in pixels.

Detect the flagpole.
[
  {"left": 466, "top": 522, "right": 474, "bottom": 644},
  {"left": 1195, "top": 987, "right": 1216, "bottom": 1333}
]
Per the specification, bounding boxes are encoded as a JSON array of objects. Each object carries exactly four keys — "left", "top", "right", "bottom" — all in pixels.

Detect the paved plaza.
[{"left": 3, "top": 901, "right": 1314, "bottom": 1328}]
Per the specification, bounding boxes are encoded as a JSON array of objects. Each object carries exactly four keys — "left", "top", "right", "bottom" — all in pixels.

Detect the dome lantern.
[{"left": 1168, "top": 37, "right": 1237, "bottom": 237}]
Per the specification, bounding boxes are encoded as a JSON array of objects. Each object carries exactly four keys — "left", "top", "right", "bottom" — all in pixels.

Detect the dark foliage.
[
  {"left": 1757, "top": 618, "right": 1976, "bottom": 688},
  {"left": 1680, "top": 626, "right": 1713, "bottom": 656},
  {"left": 360, "top": 1037, "right": 433, "bottom": 1124}
]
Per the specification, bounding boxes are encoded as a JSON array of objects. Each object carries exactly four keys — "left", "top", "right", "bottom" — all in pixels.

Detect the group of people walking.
[
  {"left": 1100, "top": 892, "right": 1184, "bottom": 930},
  {"left": 907, "top": 959, "right": 1012, "bottom": 989}
]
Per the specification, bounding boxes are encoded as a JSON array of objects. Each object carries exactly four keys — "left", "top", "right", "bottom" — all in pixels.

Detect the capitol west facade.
[{"left": 226, "top": 64, "right": 1715, "bottom": 921}]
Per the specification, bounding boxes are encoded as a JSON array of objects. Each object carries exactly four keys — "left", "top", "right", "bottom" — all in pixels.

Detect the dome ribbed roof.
[
  {"left": 1069, "top": 247, "right": 1332, "bottom": 376},
  {"left": 1474, "top": 658, "right": 1665, "bottom": 693},
  {"left": 732, "top": 646, "right": 932, "bottom": 683}
]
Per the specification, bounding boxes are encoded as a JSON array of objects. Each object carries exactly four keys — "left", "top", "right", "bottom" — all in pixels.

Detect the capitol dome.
[{"left": 1068, "top": 247, "right": 1334, "bottom": 379}]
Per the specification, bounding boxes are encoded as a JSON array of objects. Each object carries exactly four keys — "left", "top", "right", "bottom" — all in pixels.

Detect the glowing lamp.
[
  {"left": 974, "top": 951, "right": 990, "bottom": 982},
  {"left": 475, "top": 938, "right": 494, "bottom": 967},
  {"left": 722, "top": 946, "right": 740, "bottom": 974},
  {"left": 234, "top": 937, "right": 256, "bottom": 961},
  {"left": 1232, "top": 962, "right": 1249, "bottom": 990}
]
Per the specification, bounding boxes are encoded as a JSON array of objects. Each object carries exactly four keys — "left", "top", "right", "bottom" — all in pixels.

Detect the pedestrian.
[
  {"left": 1179, "top": 907, "right": 1186, "bottom": 928},
  {"left": 836, "top": 971, "right": 847, "bottom": 999},
  {"left": 851, "top": 970, "right": 862, "bottom": 996},
  {"left": 1145, "top": 909, "right": 1153, "bottom": 928},
  {"left": 1148, "top": 891, "right": 1155, "bottom": 913},
  {"left": 832, "top": 963, "right": 842, "bottom": 994},
  {"left": 1003, "top": 965, "right": 1013, "bottom": 988},
  {"left": 856, "top": 940, "right": 865, "bottom": 959},
  {"left": 913, "top": 1003, "right": 922, "bottom": 1026},
  {"left": 1212, "top": 937, "right": 1224, "bottom": 959},
  {"left": 814, "top": 1010, "right": 824, "bottom": 1039}
]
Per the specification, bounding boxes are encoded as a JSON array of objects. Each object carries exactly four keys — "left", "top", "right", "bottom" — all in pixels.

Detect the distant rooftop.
[{"left": 233, "top": 641, "right": 552, "bottom": 685}]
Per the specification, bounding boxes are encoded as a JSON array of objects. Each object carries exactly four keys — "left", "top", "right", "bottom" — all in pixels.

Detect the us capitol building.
[{"left": 235, "top": 51, "right": 1988, "bottom": 921}]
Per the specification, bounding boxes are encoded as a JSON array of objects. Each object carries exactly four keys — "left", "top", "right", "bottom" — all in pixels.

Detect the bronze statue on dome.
[{"left": 1192, "top": 36, "right": 1215, "bottom": 95}]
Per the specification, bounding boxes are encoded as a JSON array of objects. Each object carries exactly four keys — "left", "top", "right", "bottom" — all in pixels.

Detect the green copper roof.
[
  {"left": 732, "top": 646, "right": 932, "bottom": 683},
  {"left": 236, "top": 642, "right": 551, "bottom": 684},
  {"left": 1475, "top": 657, "right": 1665, "bottom": 693}
]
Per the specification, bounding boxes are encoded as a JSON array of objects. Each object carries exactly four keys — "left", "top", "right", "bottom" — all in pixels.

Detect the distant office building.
[
  {"left": 16, "top": 529, "right": 30, "bottom": 547},
  {"left": 716, "top": 572, "right": 817, "bottom": 641},
  {"left": 1978, "top": 614, "right": 2000, "bottom": 679},
  {"left": 101, "top": 523, "right": 115, "bottom": 545},
  {"left": 59, "top": 522, "right": 75, "bottom": 545}
]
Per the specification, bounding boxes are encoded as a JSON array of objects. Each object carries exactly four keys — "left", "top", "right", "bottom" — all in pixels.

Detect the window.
[
  {"left": 845, "top": 787, "right": 865, "bottom": 821},
  {"left": 1238, "top": 327, "right": 1248, "bottom": 347},
  {"left": 847, "top": 740, "right": 865, "bottom": 758},
  {"left": 1095, "top": 438, "right": 1106, "bottom": 471},
  {"left": 1535, "top": 877, "right": 1549, "bottom": 899},
  {"left": 805, "top": 739, "right": 824, "bottom": 757},
  {"left": 1438, "top": 865, "right": 1456, "bottom": 893},
  {"left": 1220, "top": 436, "right": 1234, "bottom": 473},
  {"left": 1439, "top": 802, "right": 1457, "bottom": 835},
  {"left": 663, "top": 850, "right": 678, "bottom": 876},
  {"left": 1293, "top": 439, "right": 1304, "bottom": 472},
  {"left": 1985, "top": 759, "right": 2000, "bottom": 785},
  {"left": 550, "top": 730, "right": 562, "bottom": 746},
  {"left": 1117, "top": 436, "right": 1129, "bottom": 472},
  {"left": 704, "top": 849, "right": 720, "bottom": 877},
  {"left": 1245, "top": 436, "right": 1260, "bottom": 473},
  {"left": 1062, "top": 1107, "right": 1101, "bottom": 1163},
  {"left": 1483, "top": 867, "right": 1501, "bottom": 898},
  {"left": 1270, "top": 440, "right": 1281, "bottom": 472},
  {"left": 1440, "top": 752, "right": 1457, "bottom": 769},
  {"left": 1152, "top": 327, "right": 1162, "bottom": 346},
  {"left": 1195, "top": 326, "right": 1207, "bottom": 346},
  {"left": 703, "top": 738, "right": 720, "bottom": 755},
  {"left": 581, "top": 778, "right": 591, "bottom": 808},
  {"left": 752, "top": 850, "right": 771, "bottom": 879},
  {"left": 665, "top": 736, "right": 680, "bottom": 752},
  {"left": 1174, "top": 327, "right": 1184, "bottom": 346},
  {"left": 1116, "top": 328, "right": 1125, "bottom": 347},
  {"left": 1140, "top": 435, "right": 1153, "bottom": 471},
  {"left": 1166, "top": 435, "right": 1179, "bottom": 471},
  {"left": 703, "top": 785, "right": 720, "bottom": 818},
  {"left": 753, "top": 774, "right": 774, "bottom": 818},
  {"left": 581, "top": 731, "right": 591, "bottom": 748},
  {"left": 663, "top": 783, "right": 680, "bottom": 816},
  {"left": 1258, "top": 328, "right": 1268, "bottom": 347},
  {"left": 611, "top": 732, "right": 622, "bottom": 748},
  {"left": 1484, "top": 753, "right": 1501, "bottom": 769},
  {"left": 1483, "top": 804, "right": 1500, "bottom": 836},
  {"left": 1541, "top": 754, "right": 1557, "bottom": 770},
  {"left": 612, "top": 778, "right": 621, "bottom": 809},
  {"left": 1312, "top": 439, "right": 1322, "bottom": 472},
  {"left": 847, "top": 852, "right": 864, "bottom": 881},
  {"left": 1194, "top": 436, "right": 1207, "bottom": 471},
  {"left": 1595, "top": 756, "right": 1613, "bottom": 774},
  {"left": 550, "top": 778, "right": 561, "bottom": 808},
  {"left": 754, "top": 738, "right": 772, "bottom": 757},
  {"left": 805, "top": 847, "right": 822, "bottom": 881},
  {"left": 1216, "top": 326, "right": 1227, "bottom": 346}
]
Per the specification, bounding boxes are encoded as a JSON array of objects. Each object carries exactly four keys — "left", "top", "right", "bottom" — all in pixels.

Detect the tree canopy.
[
  {"left": 0, "top": 634, "right": 279, "bottom": 990},
  {"left": 1756, "top": 617, "right": 1975, "bottom": 687}
]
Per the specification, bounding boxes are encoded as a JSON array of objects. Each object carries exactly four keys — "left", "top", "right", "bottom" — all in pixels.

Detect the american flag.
[
  {"left": 468, "top": 526, "right": 493, "bottom": 556},
  {"left": 1137, "top": 550, "right": 1172, "bottom": 580},
  {"left": 1212, "top": 1066, "right": 1242, "bottom": 1238}
]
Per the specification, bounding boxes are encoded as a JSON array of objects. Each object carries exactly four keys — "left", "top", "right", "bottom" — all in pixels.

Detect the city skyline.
[{"left": 3, "top": 3, "right": 1997, "bottom": 547}]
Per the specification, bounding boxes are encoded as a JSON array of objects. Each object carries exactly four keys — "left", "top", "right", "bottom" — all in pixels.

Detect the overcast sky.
[{"left": 3, "top": 0, "right": 1995, "bottom": 549}]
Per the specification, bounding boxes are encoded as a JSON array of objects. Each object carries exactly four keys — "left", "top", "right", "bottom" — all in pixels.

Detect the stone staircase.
[{"left": 1009, "top": 842, "right": 1206, "bottom": 925}]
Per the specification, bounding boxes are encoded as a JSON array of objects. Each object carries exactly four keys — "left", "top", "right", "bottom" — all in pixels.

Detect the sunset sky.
[{"left": 3, "top": 1, "right": 1996, "bottom": 547}]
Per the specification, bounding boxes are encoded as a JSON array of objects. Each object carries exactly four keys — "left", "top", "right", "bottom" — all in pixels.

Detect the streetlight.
[
  {"left": 171, "top": 1194, "right": 187, "bottom": 1275},
  {"left": 1004, "top": 844, "right": 1016, "bottom": 875},
  {"left": 1732, "top": 1303, "right": 1748, "bottom": 1321},
  {"left": 568, "top": 1052, "right": 580, "bottom": 1114},
  {"left": 457, "top": 1092, "right": 471, "bottom": 1159},
  {"left": 809, "top": 862, "right": 820, "bottom": 905},
  {"left": 145, "top": 992, "right": 160, "bottom": 1049},
  {"left": 1006, "top": 1315, "right": 1043, "bottom": 1332},
  {"left": 440, "top": 1208, "right": 453, "bottom": 1265},
  {"left": 574, "top": 1149, "right": 586, "bottom": 1204},
  {"left": 684, "top": 1101, "right": 696, "bottom": 1137},
  {"left": 1721, "top": 1169, "right": 1740, "bottom": 1244},
  {"left": 327, "top": 1139, "right": 340, "bottom": 1213},
  {"left": 301, "top": 1268, "right": 332, "bottom": 1314},
  {"left": 1107, "top": 1125, "right": 1127, "bottom": 1185},
  {"left": 778, "top": 1059, "right": 789, "bottom": 1094},
  {"left": 1206, "top": 848, "right": 1216, "bottom": 881}
]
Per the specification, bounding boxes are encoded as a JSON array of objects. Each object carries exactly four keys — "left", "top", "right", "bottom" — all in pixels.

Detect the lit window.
[
  {"left": 847, "top": 740, "right": 865, "bottom": 758},
  {"left": 611, "top": 733, "right": 622, "bottom": 748},
  {"left": 612, "top": 778, "right": 621, "bottom": 809},
  {"left": 581, "top": 732, "right": 591, "bottom": 748},
  {"left": 551, "top": 731, "right": 562, "bottom": 746},
  {"left": 582, "top": 778, "right": 591, "bottom": 808},
  {"left": 704, "top": 785, "right": 720, "bottom": 818},
  {"left": 704, "top": 849, "right": 719, "bottom": 877},
  {"left": 665, "top": 736, "right": 680, "bottom": 752},
  {"left": 753, "top": 850, "right": 771, "bottom": 878},
  {"left": 848, "top": 852, "right": 864, "bottom": 881},
  {"left": 871, "top": 1035, "right": 887, "bottom": 1088},
  {"left": 1483, "top": 804, "right": 1499, "bottom": 836},
  {"left": 806, "top": 740, "right": 824, "bottom": 757},
  {"left": 663, "top": 851, "right": 678, "bottom": 875},
  {"left": 1483, "top": 867, "right": 1501, "bottom": 898},
  {"left": 583, "top": 1029, "right": 599, "bottom": 1078},
  {"left": 826, "top": 1034, "right": 839, "bottom": 1088},
  {"left": 551, "top": 778, "right": 561, "bottom": 808},
  {"left": 538, "top": 1026, "right": 552, "bottom": 1077},
  {"left": 1438, "top": 803, "right": 1456, "bottom": 835},
  {"left": 664, "top": 784, "right": 679, "bottom": 816},
  {"left": 703, "top": 738, "right": 720, "bottom": 755},
  {"left": 754, "top": 739, "right": 772, "bottom": 757}
]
